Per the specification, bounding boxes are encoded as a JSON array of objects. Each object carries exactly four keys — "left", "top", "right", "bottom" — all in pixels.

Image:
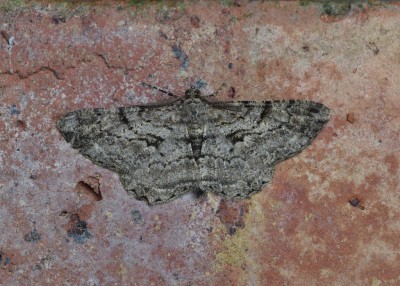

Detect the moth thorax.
[
  {"left": 185, "top": 88, "right": 201, "bottom": 97},
  {"left": 182, "top": 100, "right": 206, "bottom": 122}
]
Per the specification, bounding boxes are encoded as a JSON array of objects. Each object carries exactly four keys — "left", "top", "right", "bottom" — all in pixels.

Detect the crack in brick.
[
  {"left": 93, "top": 52, "right": 136, "bottom": 75},
  {"left": 0, "top": 52, "right": 137, "bottom": 83}
]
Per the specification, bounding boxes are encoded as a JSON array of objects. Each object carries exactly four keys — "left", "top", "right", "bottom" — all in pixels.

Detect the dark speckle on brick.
[
  {"left": 366, "top": 41, "right": 380, "bottom": 55},
  {"left": 3, "top": 257, "right": 11, "bottom": 265},
  {"left": 217, "top": 200, "right": 248, "bottom": 234},
  {"left": 52, "top": 15, "right": 66, "bottom": 25},
  {"left": 9, "top": 105, "right": 20, "bottom": 115},
  {"left": 0, "top": 252, "right": 11, "bottom": 266},
  {"left": 67, "top": 219, "right": 92, "bottom": 244},
  {"left": 190, "top": 15, "right": 201, "bottom": 28},
  {"left": 172, "top": 44, "right": 189, "bottom": 70},
  {"left": 131, "top": 210, "right": 143, "bottom": 223},
  {"left": 194, "top": 79, "right": 207, "bottom": 89},
  {"left": 228, "top": 226, "right": 237, "bottom": 236},
  {"left": 16, "top": 119, "right": 26, "bottom": 130},
  {"left": 24, "top": 229, "right": 41, "bottom": 243},
  {"left": 158, "top": 31, "right": 168, "bottom": 39},
  {"left": 228, "top": 63, "right": 233, "bottom": 69}
]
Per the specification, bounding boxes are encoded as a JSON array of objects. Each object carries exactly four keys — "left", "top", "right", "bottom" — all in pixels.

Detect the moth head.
[{"left": 185, "top": 88, "right": 201, "bottom": 98}]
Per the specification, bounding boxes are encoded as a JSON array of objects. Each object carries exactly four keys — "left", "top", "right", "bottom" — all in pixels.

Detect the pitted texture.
[{"left": 57, "top": 89, "right": 329, "bottom": 204}]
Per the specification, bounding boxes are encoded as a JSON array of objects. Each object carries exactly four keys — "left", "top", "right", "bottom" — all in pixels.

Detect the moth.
[{"left": 57, "top": 87, "right": 329, "bottom": 204}]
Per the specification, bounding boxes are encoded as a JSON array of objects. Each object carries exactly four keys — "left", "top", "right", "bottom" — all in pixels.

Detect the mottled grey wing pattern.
[
  {"left": 57, "top": 100, "right": 201, "bottom": 204},
  {"left": 198, "top": 100, "right": 330, "bottom": 198},
  {"left": 58, "top": 90, "right": 329, "bottom": 205}
]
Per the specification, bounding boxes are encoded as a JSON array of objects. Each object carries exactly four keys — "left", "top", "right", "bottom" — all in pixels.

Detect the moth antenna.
[{"left": 141, "top": 82, "right": 177, "bottom": 98}]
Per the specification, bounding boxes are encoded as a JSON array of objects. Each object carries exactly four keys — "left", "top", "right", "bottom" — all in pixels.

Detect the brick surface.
[{"left": 0, "top": 1, "right": 399, "bottom": 285}]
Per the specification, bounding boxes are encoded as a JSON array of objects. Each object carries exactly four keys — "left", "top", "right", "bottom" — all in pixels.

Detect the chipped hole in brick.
[
  {"left": 29, "top": 174, "right": 38, "bottom": 180},
  {"left": 1, "top": 30, "right": 9, "bottom": 42},
  {"left": 190, "top": 15, "right": 200, "bottom": 28},
  {"left": 16, "top": 119, "right": 26, "bottom": 130},
  {"left": 69, "top": 213, "right": 80, "bottom": 221},
  {"left": 75, "top": 176, "right": 102, "bottom": 201},
  {"left": 1, "top": 30, "right": 13, "bottom": 45},
  {"left": 346, "top": 112, "right": 355, "bottom": 124},
  {"left": 59, "top": 210, "right": 68, "bottom": 216},
  {"left": 349, "top": 197, "right": 365, "bottom": 210},
  {"left": 227, "top": 86, "right": 236, "bottom": 98}
]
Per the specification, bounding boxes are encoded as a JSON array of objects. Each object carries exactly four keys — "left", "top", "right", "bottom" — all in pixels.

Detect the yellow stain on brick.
[
  {"left": 213, "top": 229, "right": 249, "bottom": 270},
  {"left": 119, "top": 263, "right": 127, "bottom": 278},
  {"left": 371, "top": 277, "right": 381, "bottom": 286}
]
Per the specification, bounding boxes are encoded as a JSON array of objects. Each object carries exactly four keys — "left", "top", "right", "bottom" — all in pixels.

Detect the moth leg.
[{"left": 207, "top": 82, "right": 227, "bottom": 98}]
